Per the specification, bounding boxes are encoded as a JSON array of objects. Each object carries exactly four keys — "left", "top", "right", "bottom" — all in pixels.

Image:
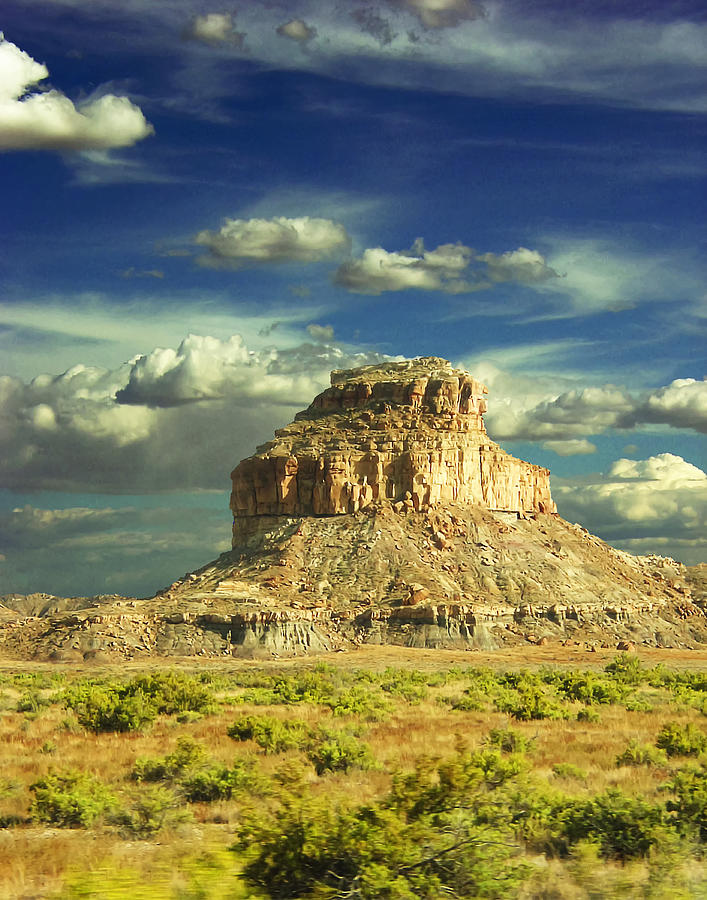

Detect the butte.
[{"left": 1, "top": 357, "right": 704, "bottom": 659}]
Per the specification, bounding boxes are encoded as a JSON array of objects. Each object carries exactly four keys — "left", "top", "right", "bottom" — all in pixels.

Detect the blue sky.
[{"left": 0, "top": 0, "right": 705, "bottom": 597}]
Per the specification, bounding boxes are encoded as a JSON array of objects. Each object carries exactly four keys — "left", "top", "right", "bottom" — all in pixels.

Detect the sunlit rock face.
[{"left": 230, "top": 357, "right": 555, "bottom": 535}]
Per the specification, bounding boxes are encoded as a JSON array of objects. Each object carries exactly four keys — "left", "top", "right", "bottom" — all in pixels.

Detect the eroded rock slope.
[{"left": 1, "top": 358, "right": 705, "bottom": 660}]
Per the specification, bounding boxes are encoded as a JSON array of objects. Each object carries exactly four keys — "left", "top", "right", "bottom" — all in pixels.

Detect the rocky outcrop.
[
  {"left": 230, "top": 358, "right": 555, "bottom": 528},
  {"left": 2, "top": 356, "right": 705, "bottom": 661}
]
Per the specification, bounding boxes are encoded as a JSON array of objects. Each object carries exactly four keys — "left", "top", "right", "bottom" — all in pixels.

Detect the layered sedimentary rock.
[{"left": 230, "top": 357, "right": 555, "bottom": 535}]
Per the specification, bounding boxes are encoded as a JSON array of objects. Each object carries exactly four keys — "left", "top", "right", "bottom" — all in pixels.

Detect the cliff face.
[{"left": 230, "top": 357, "right": 555, "bottom": 531}]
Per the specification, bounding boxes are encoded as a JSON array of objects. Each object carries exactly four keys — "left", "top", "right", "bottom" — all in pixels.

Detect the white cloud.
[
  {"left": 469, "top": 359, "right": 707, "bottom": 444},
  {"left": 542, "top": 439, "right": 597, "bottom": 457},
  {"left": 0, "top": 36, "right": 153, "bottom": 151},
  {"left": 0, "top": 334, "right": 392, "bottom": 492},
  {"left": 335, "top": 239, "right": 556, "bottom": 295},
  {"left": 633, "top": 378, "right": 707, "bottom": 434},
  {"left": 535, "top": 238, "right": 701, "bottom": 317},
  {"left": 307, "top": 324, "right": 335, "bottom": 342},
  {"left": 184, "top": 13, "right": 245, "bottom": 46},
  {"left": 194, "top": 216, "right": 351, "bottom": 268},
  {"left": 488, "top": 384, "right": 635, "bottom": 442},
  {"left": 554, "top": 453, "right": 707, "bottom": 564},
  {"left": 335, "top": 241, "right": 472, "bottom": 294},
  {"left": 478, "top": 247, "right": 558, "bottom": 284},
  {"left": 277, "top": 19, "right": 317, "bottom": 43},
  {"left": 8, "top": 1, "right": 705, "bottom": 112},
  {"left": 389, "top": 0, "right": 486, "bottom": 30}
]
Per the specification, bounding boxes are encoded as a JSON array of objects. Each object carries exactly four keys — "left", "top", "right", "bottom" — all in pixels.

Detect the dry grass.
[{"left": 0, "top": 648, "right": 706, "bottom": 898}]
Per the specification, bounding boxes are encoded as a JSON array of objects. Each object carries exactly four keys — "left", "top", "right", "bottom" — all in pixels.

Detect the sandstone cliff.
[{"left": 230, "top": 358, "right": 555, "bottom": 531}]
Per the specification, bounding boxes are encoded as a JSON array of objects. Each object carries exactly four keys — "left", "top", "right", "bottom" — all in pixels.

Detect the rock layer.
[{"left": 230, "top": 357, "right": 555, "bottom": 531}]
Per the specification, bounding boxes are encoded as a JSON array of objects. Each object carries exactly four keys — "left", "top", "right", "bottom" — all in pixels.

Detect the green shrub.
[
  {"left": 327, "top": 686, "right": 390, "bottom": 721},
  {"left": 604, "top": 654, "right": 645, "bottom": 685},
  {"left": 577, "top": 707, "right": 600, "bottom": 723},
  {"left": 65, "top": 685, "right": 156, "bottom": 733},
  {"left": 227, "top": 714, "right": 313, "bottom": 753},
  {"left": 552, "top": 763, "right": 587, "bottom": 780},
  {"left": 551, "top": 671, "right": 625, "bottom": 705},
  {"left": 64, "top": 672, "right": 213, "bottom": 733},
  {"left": 616, "top": 740, "right": 667, "bottom": 768},
  {"left": 495, "top": 685, "right": 568, "bottom": 721},
  {"left": 377, "top": 668, "right": 428, "bottom": 703},
  {"left": 307, "top": 731, "right": 375, "bottom": 776},
  {"left": 132, "top": 736, "right": 208, "bottom": 782},
  {"left": 16, "top": 690, "right": 52, "bottom": 713},
  {"left": 181, "top": 758, "right": 268, "bottom": 802},
  {"left": 656, "top": 722, "right": 707, "bottom": 758},
  {"left": 557, "top": 789, "right": 668, "bottom": 859},
  {"left": 29, "top": 771, "right": 115, "bottom": 828},
  {"left": 484, "top": 728, "right": 531, "bottom": 754},
  {"left": 111, "top": 786, "right": 191, "bottom": 838},
  {"left": 664, "top": 763, "right": 707, "bottom": 840},
  {"left": 127, "top": 671, "right": 213, "bottom": 715},
  {"left": 449, "top": 690, "right": 486, "bottom": 712},
  {"left": 235, "top": 747, "right": 529, "bottom": 899},
  {"left": 132, "top": 737, "right": 267, "bottom": 802}
]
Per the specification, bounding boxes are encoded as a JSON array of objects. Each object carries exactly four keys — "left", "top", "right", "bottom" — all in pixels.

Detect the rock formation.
[
  {"left": 230, "top": 358, "right": 555, "bottom": 534},
  {"left": 1, "top": 357, "right": 705, "bottom": 661}
]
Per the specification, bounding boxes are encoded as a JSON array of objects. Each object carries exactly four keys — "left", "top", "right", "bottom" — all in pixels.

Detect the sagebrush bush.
[
  {"left": 64, "top": 684, "right": 156, "bottom": 732},
  {"left": 29, "top": 771, "right": 115, "bottom": 828},
  {"left": 557, "top": 789, "right": 668, "bottom": 859},
  {"left": 484, "top": 727, "right": 531, "bottom": 754},
  {"left": 132, "top": 736, "right": 208, "bottom": 782},
  {"left": 307, "top": 731, "right": 375, "bottom": 775},
  {"left": 64, "top": 672, "right": 214, "bottom": 732},
  {"left": 656, "top": 722, "right": 707, "bottom": 758},
  {"left": 665, "top": 763, "right": 707, "bottom": 841},
  {"left": 615, "top": 740, "right": 667, "bottom": 768},
  {"left": 495, "top": 685, "right": 568, "bottom": 721},
  {"left": 552, "top": 763, "right": 587, "bottom": 781},
  {"left": 111, "top": 785, "right": 191, "bottom": 838},
  {"left": 236, "top": 747, "right": 529, "bottom": 899},
  {"left": 327, "top": 686, "right": 391, "bottom": 720},
  {"left": 549, "top": 670, "right": 626, "bottom": 705},
  {"left": 227, "top": 714, "right": 313, "bottom": 753}
]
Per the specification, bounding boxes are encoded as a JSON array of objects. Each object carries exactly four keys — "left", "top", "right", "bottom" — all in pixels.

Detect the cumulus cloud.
[
  {"left": 0, "top": 334, "right": 392, "bottom": 492},
  {"left": 0, "top": 36, "right": 153, "bottom": 151},
  {"left": 194, "top": 216, "right": 351, "bottom": 268},
  {"left": 276, "top": 19, "right": 317, "bottom": 43},
  {"left": 488, "top": 384, "right": 635, "bottom": 443},
  {"left": 631, "top": 378, "right": 707, "bottom": 434},
  {"left": 554, "top": 453, "right": 707, "bottom": 564},
  {"left": 478, "top": 247, "right": 558, "bottom": 284},
  {"left": 476, "top": 366, "right": 707, "bottom": 446},
  {"left": 389, "top": 0, "right": 486, "bottom": 29},
  {"left": 307, "top": 324, "right": 335, "bottom": 342},
  {"left": 335, "top": 239, "right": 556, "bottom": 295},
  {"left": 184, "top": 13, "right": 245, "bottom": 46}
]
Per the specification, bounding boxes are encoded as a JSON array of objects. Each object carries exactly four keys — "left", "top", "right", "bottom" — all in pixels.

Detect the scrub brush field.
[{"left": 1, "top": 649, "right": 707, "bottom": 899}]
